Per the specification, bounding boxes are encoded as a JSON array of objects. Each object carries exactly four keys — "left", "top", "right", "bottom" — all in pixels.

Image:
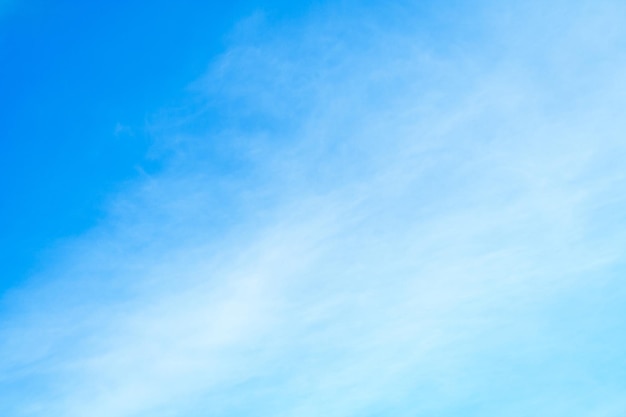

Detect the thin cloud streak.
[{"left": 2, "top": 1, "right": 626, "bottom": 416}]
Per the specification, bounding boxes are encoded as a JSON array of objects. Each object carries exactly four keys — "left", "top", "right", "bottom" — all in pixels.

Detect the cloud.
[{"left": 2, "top": 1, "right": 626, "bottom": 416}]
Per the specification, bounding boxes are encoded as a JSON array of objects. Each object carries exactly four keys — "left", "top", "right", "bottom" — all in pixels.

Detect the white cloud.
[{"left": 2, "top": 1, "right": 626, "bottom": 416}]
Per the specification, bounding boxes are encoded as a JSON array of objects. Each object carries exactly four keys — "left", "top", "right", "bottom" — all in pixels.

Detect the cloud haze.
[{"left": 2, "top": 1, "right": 626, "bottom": 416}]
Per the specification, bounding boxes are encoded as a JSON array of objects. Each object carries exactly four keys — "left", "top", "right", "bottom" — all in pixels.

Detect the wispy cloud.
[{"left": 2, "top": 1, "right": 626, "bottom": 416}]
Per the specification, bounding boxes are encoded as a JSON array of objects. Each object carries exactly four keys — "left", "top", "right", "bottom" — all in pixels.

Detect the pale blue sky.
[{"left": 1, "top": 1, "right": 626, "bottom": 416}]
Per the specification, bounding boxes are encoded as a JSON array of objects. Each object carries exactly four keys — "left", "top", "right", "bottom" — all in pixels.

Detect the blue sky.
[
  {"left": 2, "top": 1, "right": 626, "bottom": 416},
  {"left": 0, "top": 0, "right": 303, "bottom": 284}
]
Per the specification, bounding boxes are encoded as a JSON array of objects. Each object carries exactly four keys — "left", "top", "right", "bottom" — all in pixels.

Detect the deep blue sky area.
[
  {"left": 0, "top": 0, "right": 479, "bottom": 290},
  {"left": 0, "top": 0, "right": 303, "bottom": 288}
]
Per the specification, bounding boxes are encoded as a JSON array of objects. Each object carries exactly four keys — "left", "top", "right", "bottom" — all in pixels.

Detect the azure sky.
[
  {"left": 2, "top": 1, "right": 626, "bottom": 417},
  {"left": 0, "top": 0, "right": 301, "bottom": 285}
]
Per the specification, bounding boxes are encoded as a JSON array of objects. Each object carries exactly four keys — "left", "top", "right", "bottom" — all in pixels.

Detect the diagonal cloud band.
[{"left": 2, "top": 1, "right": 626, "bottom": 416}]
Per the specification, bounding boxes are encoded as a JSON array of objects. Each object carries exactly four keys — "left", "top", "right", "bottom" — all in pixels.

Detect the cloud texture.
[{"left": 2, "top": 1, "right": 626, "bottom": 416}]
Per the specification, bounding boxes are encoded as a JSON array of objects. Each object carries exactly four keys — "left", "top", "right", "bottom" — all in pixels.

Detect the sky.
[{"left": 1, "top": 0, "right": 626, "bottom": 416}]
